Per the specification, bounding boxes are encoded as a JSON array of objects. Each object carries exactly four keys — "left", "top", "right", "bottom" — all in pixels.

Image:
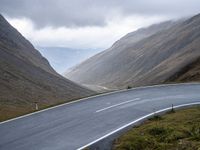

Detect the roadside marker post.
[{"left": 35, "top": 102, "right": 38, "bottom": 111}]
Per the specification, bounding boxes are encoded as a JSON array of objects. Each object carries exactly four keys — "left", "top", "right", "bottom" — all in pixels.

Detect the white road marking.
[
  {"left": 77, "top": 102, "right": 200, "bottom": 150},
  {"left": 96, "top": 98, "right": 140, "bottom": 113},
  {"left": 0, "top": 83, "right": 198, "bottom": 125}
]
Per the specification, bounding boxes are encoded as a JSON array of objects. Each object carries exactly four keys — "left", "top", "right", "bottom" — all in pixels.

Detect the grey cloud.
[{"left": 0, "top": 0, "right": 200, "bottom": 28}]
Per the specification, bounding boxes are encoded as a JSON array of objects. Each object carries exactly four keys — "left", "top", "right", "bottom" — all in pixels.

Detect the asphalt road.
[{"left": 1, "top": 83, "right": 200, "bottom": 150}]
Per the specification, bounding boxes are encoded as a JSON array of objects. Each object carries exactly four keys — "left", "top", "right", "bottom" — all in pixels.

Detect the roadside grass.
[
  {"left": 0, "top": 105, "right": 29, "bottom": 121},
  {"left": 0, "top": 104, "right": 43, "bottom": 122},
  {"left": 113, "top": 106, "right": 200, "bottom": 150},
  {"left": 0, "top": 93, "right": 102, "bottom": 122}
]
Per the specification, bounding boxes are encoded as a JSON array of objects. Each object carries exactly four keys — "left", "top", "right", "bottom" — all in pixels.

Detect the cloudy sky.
[{"left": 1, "top": 0, "right": 200, "bottom": 49}]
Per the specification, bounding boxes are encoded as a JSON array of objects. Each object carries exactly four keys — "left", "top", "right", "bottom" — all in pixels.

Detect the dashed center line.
[{"left": 95, "top": 98, "right": 140, "bottom": 113}]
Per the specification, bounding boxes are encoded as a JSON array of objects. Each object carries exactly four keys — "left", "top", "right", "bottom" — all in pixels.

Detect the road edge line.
[
  {"left": 0, "top": 82, "right": 199, "bottom": 125},
  {"left": 77, "top": 102, "right": 200, "bottom": 150}
]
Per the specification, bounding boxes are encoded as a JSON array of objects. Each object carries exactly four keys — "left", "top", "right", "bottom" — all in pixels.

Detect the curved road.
[{"left": 1, "top": 83, "right": 200, "bottom": 150}]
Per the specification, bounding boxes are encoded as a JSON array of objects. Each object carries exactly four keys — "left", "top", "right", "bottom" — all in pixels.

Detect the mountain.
[
  {"left": 65, "top": 14, "right": 200, "bottom": 90},
  {"left": 37, "top": 47, "right": 102, "bottom": 74},
  {"left": 165, "top": 56, "right": 200, "bottom": 83},
  {"left": 0, "top": 14, "right": 95, "bottom": 120}
]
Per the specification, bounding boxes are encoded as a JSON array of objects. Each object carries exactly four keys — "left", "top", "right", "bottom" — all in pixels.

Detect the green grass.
[{"left": 113, "top": 106, "right": 200, "bottom": 150}]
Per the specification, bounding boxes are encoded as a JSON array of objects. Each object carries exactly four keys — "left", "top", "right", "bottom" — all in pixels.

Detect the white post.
[{"left": 35, "top": 102, "right": 38, "bottom": 111}]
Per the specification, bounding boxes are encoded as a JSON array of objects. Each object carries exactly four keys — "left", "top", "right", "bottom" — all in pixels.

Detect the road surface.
[{"left": 1, "top": 83, "right": 200, "bottom": 150}]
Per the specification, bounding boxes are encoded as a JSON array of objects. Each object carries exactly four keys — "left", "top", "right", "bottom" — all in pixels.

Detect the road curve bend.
[{"left": 1, "top": 83, "right": 200, "bottom": 150}]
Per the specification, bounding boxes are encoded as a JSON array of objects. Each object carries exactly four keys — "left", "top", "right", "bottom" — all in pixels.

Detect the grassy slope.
[
  {"left": 125, "top": 57, "right": 200, "bottom": 89},
  {"left": 165, "top": 57, "right": 200, "bottom": 83},
  {"left": 0, "top": 94, "right": 94, "bottom": 122},
  {"left": 0, "top": 14, "right": 96, "bottom": 122},
  {"left": 113, "top": 107, "right": 200, "bottom": 150}
]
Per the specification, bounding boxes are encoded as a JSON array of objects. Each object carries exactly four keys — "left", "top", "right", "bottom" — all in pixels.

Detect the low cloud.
[
  {"left": 2, "top": 0, "right": 200, "bottom": 49},
  {"left": 7, "top": 15, "right": 167, "bottom": 49},
  {"left": 1, "top": 0, "right": 200, "bottom": 28}
]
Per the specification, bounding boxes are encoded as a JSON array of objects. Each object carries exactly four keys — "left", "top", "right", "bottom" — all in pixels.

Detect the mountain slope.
[
  {"left": 165, "top": 56, "right": 200, "bottom": 83},
  {"left": 0, "top": 14, "right": 95, "bottom": 120},
  {"left": 65, "top": 14, "right": 200, "bottom": 89}
]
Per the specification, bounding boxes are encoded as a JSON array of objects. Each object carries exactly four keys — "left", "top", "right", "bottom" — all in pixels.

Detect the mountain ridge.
[{"left": 65, "top": 14, "right": 200, "bottom": 90}]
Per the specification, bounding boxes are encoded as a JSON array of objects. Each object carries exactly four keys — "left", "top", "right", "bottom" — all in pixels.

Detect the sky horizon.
[{"left": 1, "top": 0, "right": 200, "bottom": 50}]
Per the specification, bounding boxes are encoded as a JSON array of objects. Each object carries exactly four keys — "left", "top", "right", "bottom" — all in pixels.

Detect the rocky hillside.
[
  {"left": 65, "top": 14, "right": 200, "bottom": 90},
  {"left": 0, "top": 14, "right": 95, "bottom": 120}
]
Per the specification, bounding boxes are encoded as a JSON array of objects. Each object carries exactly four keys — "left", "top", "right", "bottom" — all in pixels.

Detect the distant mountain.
[
  {"left": 0, "top": 14, "right": 95, "bottom": 120},
  {"left": 37, "top": 47, "right": 102, "bottom": 74},
  {"left": 65, "top": 14, "right": 200, "bottom": 90}
]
